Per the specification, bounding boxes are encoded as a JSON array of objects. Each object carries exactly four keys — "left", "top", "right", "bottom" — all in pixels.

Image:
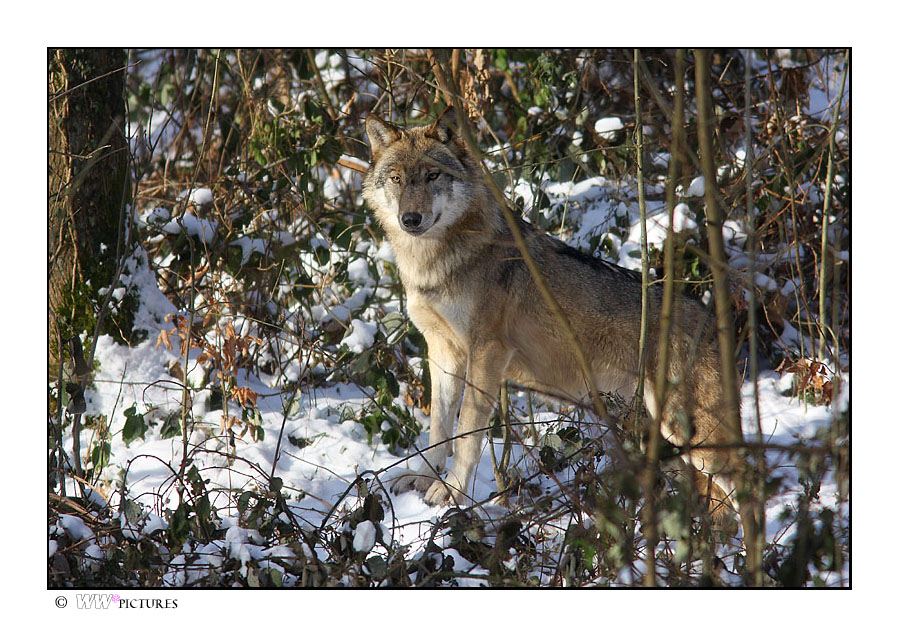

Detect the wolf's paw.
[
  {"left": 424, "top": 479, "right": 465, "bottom": 506},
  {"left": 391, "top": 471, "right": 439, "bottom": 495}
]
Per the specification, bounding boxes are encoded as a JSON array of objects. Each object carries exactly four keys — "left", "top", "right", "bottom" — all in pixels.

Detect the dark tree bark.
[{"left": 48, "top": 49, "right": 130, "bottom": 366}]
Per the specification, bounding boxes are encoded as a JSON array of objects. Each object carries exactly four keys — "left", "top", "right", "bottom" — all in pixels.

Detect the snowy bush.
[{"left": 49, "top": 48, "right": 849, "bottom": 588}]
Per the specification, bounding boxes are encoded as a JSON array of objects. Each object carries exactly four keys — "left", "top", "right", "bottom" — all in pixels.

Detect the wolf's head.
[{"left": 362, "top": 108, "right": 476, "bottom": 238}]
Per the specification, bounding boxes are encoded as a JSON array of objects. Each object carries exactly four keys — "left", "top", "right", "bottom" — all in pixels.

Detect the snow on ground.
[{"left": 56, "top": 166, "right": 848, "bottom": 586}]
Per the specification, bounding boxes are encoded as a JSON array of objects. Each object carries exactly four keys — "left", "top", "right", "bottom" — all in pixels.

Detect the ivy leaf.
[
  {"left": 65, "top": 382, "right": 86, "bottom": 415},
  {"left": 122, "top": 404, "right": 148, "bottom": 446}
]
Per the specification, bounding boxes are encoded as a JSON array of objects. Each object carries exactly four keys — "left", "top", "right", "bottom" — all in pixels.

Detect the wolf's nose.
[{"left": 401, "top": 212, "right": 423, "bottom": 230}]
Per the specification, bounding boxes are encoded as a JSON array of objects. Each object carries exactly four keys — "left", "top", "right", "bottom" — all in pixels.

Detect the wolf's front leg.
[
  {"left": 424, "top": 341, "right": 510, "bottom": 506},
  {"left": 392, "top": 338, "right": 465, "bottom": 495}
]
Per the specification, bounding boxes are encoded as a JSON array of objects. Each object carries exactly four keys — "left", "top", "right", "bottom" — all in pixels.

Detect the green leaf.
[
  {"left": 242, "top": 406, "right": 263, "bottom": 427},
  {"left": 122, "top": 498, "right": 143, "bottom": 524},
  {"left": 159, "top": 412, "right": 181, "bottom": 439},
  {"left": 195, "top": 494, "right": 211, "bottom": 521},
  {"left": 268, "top": 567, "right": 284, "bottom": 587},
  {"left": 494, "top": 49, "right": 508, "bottom": 72},
  {"left": 167, "top": 502, "right": 191, "bottom": 547},
  {"left": 283, "top": 395, "right": 302, "bottom": 417},
  {"left": 65, "top": 382, "right": 86, "bottom": 414},
  {"left": 330, "top": 221, "right": 353, "bottom": 250},
  {"left": 288, "top": 432, "right": 325, "bottom": 449},
  {"left": 91, "top": 441, "right": 111, "bottom": 469},
  {"left": 383, "top": 371, "right": 399, "bottom": 399},
  {"left": 186, "top": 465, "right": 205, "bottom": 492},
  {"left": 237, "top": 491, "right": 255, "bottom": 514},
  {"left": 122, "top": 404, "right": 148, "bottom": 445}
]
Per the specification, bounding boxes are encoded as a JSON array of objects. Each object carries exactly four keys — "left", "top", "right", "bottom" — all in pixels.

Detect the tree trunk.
[
  {"left": 48, "top": 48, "right": 129, "bottom": 366},
  {"left": 695, "top": 49, "right": 762, "bottom": 584}
]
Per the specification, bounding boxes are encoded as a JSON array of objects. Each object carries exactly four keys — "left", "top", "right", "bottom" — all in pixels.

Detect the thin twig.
[
  {"left": 743, "top": 48, "right": 767, "bottom": 587},
  {"left": 632, "top": 49, "right": 657, "bottom": 587},
  {"left": 817, "top": 50, "right": 849, "bottom": 363}
]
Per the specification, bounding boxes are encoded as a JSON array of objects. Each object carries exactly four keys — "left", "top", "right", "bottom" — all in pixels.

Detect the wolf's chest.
[{"left": 406, "top": 291, "right": 474, "bottom": 348}]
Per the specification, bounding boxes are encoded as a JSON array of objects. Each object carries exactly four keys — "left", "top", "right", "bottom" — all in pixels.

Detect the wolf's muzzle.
[{"left": 400, "top": 212, "right": 424, "bottom": 234}]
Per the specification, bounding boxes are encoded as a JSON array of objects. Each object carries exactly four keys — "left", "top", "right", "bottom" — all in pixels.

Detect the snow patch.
[
  {"left": 341, "top": 319, "right": 376, "bottom": 353},
  {"left": 594, "top": 117, "right": 624, "bottom": 140}
]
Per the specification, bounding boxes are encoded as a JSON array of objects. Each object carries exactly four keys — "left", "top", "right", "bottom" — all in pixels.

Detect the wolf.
[{"left": 362, "top": 108, "right": 759, "bottom": 558}]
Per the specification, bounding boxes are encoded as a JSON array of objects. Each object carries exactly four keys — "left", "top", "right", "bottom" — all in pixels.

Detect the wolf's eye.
[
  {"left": 390, "top": 175, "right": 400, "bottom": 183},
  {"left": 427, "top": 171, "right": 440, "bottom": 181}
]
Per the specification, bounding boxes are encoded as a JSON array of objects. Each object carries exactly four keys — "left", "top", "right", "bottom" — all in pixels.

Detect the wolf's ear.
[
  {"left": 426, "top": 106, "right": 459, "bottom": 144},
  {"left": 366, "top": 115, "right": 401, "bottom": 158}
]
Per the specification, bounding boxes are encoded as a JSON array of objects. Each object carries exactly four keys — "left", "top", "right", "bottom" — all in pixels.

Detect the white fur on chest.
[{"left": 407, "top": 290, "right": 473, "bottom": 348}]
